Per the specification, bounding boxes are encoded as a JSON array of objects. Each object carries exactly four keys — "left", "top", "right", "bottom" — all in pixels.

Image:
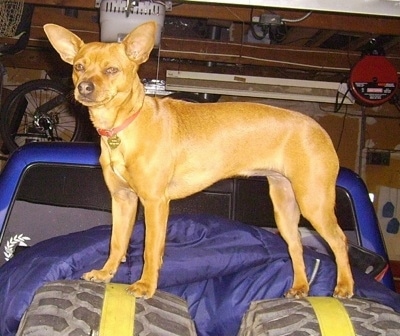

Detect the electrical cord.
[
  {"left": 249, "top": 8, "right": 269, "bottom": 40},
  {"left": 335, "top": 107, "right": 348, "bottom": 152},
  {"left": 334, "top": 87, "right": 351, "bottom": 113},
  {"left": 249, "top": 9, "right": 311, "bottom": 43},
  {"left": 281, "top": 11, "right": 313, "bottom": 23},
  {"left": 269, "top": 24, "right": 288, "bottom": 43}
]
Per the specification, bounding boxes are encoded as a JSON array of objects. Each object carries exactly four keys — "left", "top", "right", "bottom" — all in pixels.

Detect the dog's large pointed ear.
[
  {"left": 123, "top": 21, "right": 156, "bottom": 64},
  {"left": 43, "top": 24, "right": 84, "bottom": 65}
]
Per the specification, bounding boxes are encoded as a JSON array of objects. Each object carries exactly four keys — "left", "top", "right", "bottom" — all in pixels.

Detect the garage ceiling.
[
  {"left": 188, "top": 0, "right": 400, "bottom": 17},
  {"left": 1, "top": 1, "right": 400, "bottom": 84},
  {"left": 160, "top": 6, "right": 400, "bottom": 81}
]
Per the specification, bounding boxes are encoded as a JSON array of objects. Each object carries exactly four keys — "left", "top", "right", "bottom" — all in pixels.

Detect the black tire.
[
  {"left": 238, "top": 297, "right": 400, "bottom": 336},
  {"left": 16, "top": 280, "right": 197, "bottom": 336},
  {"left": 0, "top": 79, "right": 89, "bottom": 154}
]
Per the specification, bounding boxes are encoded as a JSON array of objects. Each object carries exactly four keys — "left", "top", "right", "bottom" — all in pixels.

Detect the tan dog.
[{"left": 44, "top": 22, "right": 354, "bottom": 299}]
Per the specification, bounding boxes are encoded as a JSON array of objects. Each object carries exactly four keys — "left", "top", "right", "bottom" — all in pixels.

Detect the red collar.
[{"left": 96, "top": 109, "right": 140, "bottom": 137}]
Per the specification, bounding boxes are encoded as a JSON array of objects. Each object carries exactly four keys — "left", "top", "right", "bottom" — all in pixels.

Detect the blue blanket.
[{"left": 0, "top": 214, "right": 399, "bottom": 335}]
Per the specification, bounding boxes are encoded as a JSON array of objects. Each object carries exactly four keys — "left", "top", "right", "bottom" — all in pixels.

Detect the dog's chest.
[
  {"left": 110, "top": 162, "right": 128, "bottom": 183},
  {"left": 110, "top": 157, "right": 128, "bottom": 183},
  {"left": 102, "top": 143, "right": 130, "bottom": 184}
]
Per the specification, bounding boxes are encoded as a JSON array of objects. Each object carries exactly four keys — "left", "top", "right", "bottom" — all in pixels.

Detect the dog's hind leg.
[
  {"left": 267, "top": 175, "right": 309, "bottom": 298},
  {"left": 295, "top": 180, "right": 354, "bottom": 298}
]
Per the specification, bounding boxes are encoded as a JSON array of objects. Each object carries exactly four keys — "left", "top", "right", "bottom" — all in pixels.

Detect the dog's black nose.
[{"left": 78, "top": 81, "right": 94, "bottom": 96}]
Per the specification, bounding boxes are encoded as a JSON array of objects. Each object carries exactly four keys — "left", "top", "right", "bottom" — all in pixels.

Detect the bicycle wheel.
[{"left": 0, "top": 79, "right": 89, "bottom": 154}]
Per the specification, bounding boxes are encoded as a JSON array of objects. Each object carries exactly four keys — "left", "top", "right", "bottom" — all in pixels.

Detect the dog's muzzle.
[{"left": 78, "top": 81, "right": 95, "bottom": 97}]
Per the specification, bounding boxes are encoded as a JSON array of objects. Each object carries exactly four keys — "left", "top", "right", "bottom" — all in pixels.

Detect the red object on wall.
[{"left": 349, "top": 55, "right": 398, "bottom": 106}]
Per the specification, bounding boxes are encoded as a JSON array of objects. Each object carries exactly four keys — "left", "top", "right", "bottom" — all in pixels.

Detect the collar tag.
[{"left": 107, "top": 135, "right": 121, "bottom": 149}]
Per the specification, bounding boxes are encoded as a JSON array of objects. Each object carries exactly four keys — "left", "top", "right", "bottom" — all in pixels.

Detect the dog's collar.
[{"left": 96, "top": 109, "right": 140, "bottom": 137}]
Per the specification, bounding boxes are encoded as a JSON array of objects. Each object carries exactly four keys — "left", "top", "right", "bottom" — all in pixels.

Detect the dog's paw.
[
  {"left": 81, "top": 269, "right": 114, "bottom": 283},
  {"left": 285, "top": 286, "right": 309, "bottom": 299},
  {"left": 126, "top": 280, "right": 156, "bottom": 299},
  {"left": 333, "top": 284, "right": 354, "bottom": 299}
]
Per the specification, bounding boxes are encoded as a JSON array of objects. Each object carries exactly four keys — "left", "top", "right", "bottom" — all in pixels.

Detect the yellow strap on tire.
[
  {"left": 307, "top": 297, "right": 355, "bottom": 336},
  {"left": 99, "top": 283, "right": 136, "bottom": 336}
]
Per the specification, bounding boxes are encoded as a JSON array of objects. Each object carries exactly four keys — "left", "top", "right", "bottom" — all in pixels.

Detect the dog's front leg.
[
  {"left": 127, "top": 197, "right": 170, "bottom": 298},
  {"left": 82, "top": 189, "right": 138, "bottom": 283}
]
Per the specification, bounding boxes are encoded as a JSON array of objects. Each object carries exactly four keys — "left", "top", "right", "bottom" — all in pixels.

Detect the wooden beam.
[
  {"left": 304, "top": 30, "right": 337, "bottom": 48},
  {"left": 160, "top": 37, "right": 361, "bottom": 72},
  {"left": 169, "top": 5, "right": 400, "bottom": 35},
  {"left": 384, "top": 37, "right": 400, "bottom": 55},
  {"left": 32, "top": 6, "right": 98, "bottom": 28},
  {"left": 278, "top": 11, "right": 400, "bottom": 35},
  {"left": 26, "top": 2, "right": 400, "bottom": 36},
  {"left": 31, "top": 6, "right": 99, "bottom": 41},
  {"left": 3, "top": 36, "right": 399, "bottom": 76},
  {"left": 282, "top": 28, "right": 319, "bottom": 47},
  {"left": 2, "top": 49, "right": 72, "bottom": 77},
  {"left": 26, "top": 0, "right": 96, "bottom": 9},
  {"left": 2, "top": 47, "right": 348, "bottom": 84}
]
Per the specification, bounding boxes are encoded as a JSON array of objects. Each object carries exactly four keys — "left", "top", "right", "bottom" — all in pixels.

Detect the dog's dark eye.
[
  {"left": 105, "top": 67, "right": 119, "bottom": 75},
  {"left": 74, "top": 64, "right": 85, "bottom": 72}
]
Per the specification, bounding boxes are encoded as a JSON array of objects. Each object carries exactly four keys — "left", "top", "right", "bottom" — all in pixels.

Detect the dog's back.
[{"left": 154, "top": 98, "right": 339, "bottom": 199}]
